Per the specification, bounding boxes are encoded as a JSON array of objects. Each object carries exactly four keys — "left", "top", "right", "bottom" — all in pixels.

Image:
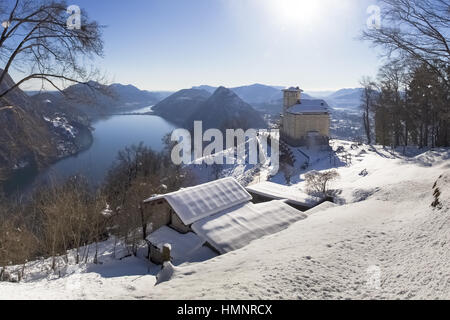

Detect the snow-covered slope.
[{"left": 1, "top": 142, "right": 449, "bottom": 300}]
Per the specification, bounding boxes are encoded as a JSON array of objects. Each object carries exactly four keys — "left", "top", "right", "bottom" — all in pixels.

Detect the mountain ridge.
[
  {"left": 30, "top": 82, "right": 162, "bottom": 119},
  {"left": 153, "top": 86, "right": 267, "bottom": 131},
  {"left": 0, "top": 72, "right": 59, "bottom": 188},
  {"left": 188, "top": 86, "right": 267, "bottom": 131},
  {"left": 152, "top": 88, "right": 212, "bottom": 126}
]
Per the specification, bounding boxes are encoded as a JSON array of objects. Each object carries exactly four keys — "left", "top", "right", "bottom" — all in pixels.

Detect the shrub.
[{"left": 305, "top": 170, "right": 340, "bottom": 196}]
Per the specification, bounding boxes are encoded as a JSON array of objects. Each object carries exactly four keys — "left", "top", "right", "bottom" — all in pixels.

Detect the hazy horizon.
[{"left": 23, "top": 82, "right": 363, "bottom": 94}]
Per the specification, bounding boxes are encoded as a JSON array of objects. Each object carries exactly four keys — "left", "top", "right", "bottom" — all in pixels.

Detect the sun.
[{"left": 268, "top": 0, "right": 322, "bottom": 27}]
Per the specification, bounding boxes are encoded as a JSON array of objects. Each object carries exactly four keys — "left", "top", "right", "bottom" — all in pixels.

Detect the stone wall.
[
  {"left": 283, "top": 90, "right": 301, "bottom": 112},
  {"left": 281, "top": 112, "right": 330, "bottom": 146},
  {"left": 170, "top": 212, "right": 191, "bottom": 234},
  {"left": 144, "top": 200, "right": 172, "bottom": 232},
  {"left": 144, "top": 199, "right": 192, "bottom": 234}
]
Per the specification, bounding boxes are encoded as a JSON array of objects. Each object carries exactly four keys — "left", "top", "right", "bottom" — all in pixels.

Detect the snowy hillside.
[{"left": 0, "top": 141, "right": 449, "bottom": 300}]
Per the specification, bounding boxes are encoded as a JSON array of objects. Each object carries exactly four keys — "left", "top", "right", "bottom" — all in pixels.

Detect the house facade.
[{"left": 280, "top": 87, "right": 331, "bottom": 147}]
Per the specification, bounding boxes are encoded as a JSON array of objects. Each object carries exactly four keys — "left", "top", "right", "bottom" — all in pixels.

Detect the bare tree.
[
  {"left": 0, "top": 0, "right": 104, "bottom": 98},
  {"left": 360, "top": 76, "right": 377, "bottom": 144},
  {"left": 103, "top": 144, "right": 193, "bottom": 256},
  {"left": 211, "top": 163, "right": 223, "bottom": 180},
  {"left": 30, "top": 176, "right": 107, "bottom": 268},
  {"left": 362, "top": 0, "right": 450, "bottom": 88},
  {"left": 281, "top": 162, "right": 295, "bottom": 186},
  {"left": 0, "top": 209, "right": 37, "bottom": 270}
]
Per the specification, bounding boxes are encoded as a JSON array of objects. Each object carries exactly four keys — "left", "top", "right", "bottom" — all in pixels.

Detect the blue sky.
[{"left": 57, "top": 0, "right": 383, "bottom": 91}]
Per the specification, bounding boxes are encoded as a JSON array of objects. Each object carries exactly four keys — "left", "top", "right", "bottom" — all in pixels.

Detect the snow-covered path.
[{"left": 1, "top": 142, "right": 449, "bottom": 300}]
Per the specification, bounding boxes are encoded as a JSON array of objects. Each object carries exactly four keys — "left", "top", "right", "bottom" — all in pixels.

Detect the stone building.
[
  {"left": 280, "top": 87, "right": 330, "bottom": 147},
  {"left": 143, "top": 177, "right": 306, "bottom": 264}
]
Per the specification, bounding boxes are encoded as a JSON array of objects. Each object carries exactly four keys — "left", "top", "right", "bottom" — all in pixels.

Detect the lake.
[{"left": 7, "top": 106, "right": 176, "bottom": 195}]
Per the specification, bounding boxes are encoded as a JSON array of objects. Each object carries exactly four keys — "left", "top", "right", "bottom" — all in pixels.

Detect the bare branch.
[{"left": 0, "top": 0, "right": 104, "bottom": 99}]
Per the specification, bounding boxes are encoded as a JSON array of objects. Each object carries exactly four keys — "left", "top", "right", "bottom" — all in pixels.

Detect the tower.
[
  {"left": 282, "top": 87, "right": 302, "bottom": 112},
  {"left": 281, "top": 85, "right": 330, "bottom": 147}
]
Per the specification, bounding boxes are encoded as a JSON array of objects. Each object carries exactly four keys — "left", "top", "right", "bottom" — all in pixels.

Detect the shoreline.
[
  {"left": 0, "top": 125, "right": 94, "bottom": 197},
  {"left": 0, "top": 105, "right": 156, "bottom": 197}
]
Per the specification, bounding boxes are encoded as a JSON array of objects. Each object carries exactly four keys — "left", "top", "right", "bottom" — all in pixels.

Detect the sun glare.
[{"left": 268, "top": 0, "right": 322, "bottom": 27}]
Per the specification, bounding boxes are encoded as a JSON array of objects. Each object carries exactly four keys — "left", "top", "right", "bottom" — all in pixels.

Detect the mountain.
[
  {"left": 230, "top": 84, "right": 282, "bottom": 104},
  {"left": 186, "top": 84, "right": 362, "bottom": 113},
  {"left": 152, "top": 89, "right": 212, "bottom": 126},
  {"left": 151, "top": 91, "right": 175, "bottom": 101},
  {"left": 66, "top": 82, "right": 161, "bottom": 116},
  {"left": 303, "top": 90, "right": 335, "bottom": 98},
  {"left": 0, "top": 74, "right": 118, "bottom": 192},
  {"left": 191, "top": 85, "right": 217, "bottom": 94},
  {"left": 300, "top": 92, "right": 315, "bottom": 100},
  {"left": 328, "top": 88, "right": 363, "bottom": 100},
  {"left": 30, "top": 91, "right": 90, "bottom": 126},
  {"left": 153, "top": 87, "right": 267, "bottom": 130},
  {"left": 187, "top": 87, "right": 267, "bottom": 131},
  {"left": 249, "top": 92, "right": 316, "bottom": 116},
  {"left": 32, "top": 82, "right": 162, "bottom": 119},
  {"left": 233, "top": 84, "right": 313, "bottom": 103},
  {"left": 109, "top": 83, "right": 161, "bottom": 106},
  {"left": 193, "top": 84, "right": 315, "bottom": 107},
  {"left": 323, "top": 88, "right": 363, "bottom": 110},
  {"left": 0, "top": 73, "right": 58, "bottom": 187}
]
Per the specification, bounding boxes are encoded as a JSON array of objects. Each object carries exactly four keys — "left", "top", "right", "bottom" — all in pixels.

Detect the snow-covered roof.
[
  {"left": 287, "top": 99, "right": 329, "bottom": 114},
  {"left": 146, "top": 226, "right": 206, "bottom": 262},
  {"left": 191, "top": 201, "right": 307, "bottom": 254},
  {"left": 246, "top": 181, "right": 322, "bottom": 208},
  {"left": 144, "top": 177, "right": 252, "bottom": 225},
  {"left": 305, "top": 201, "right": 338, "bottom": 215}
]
